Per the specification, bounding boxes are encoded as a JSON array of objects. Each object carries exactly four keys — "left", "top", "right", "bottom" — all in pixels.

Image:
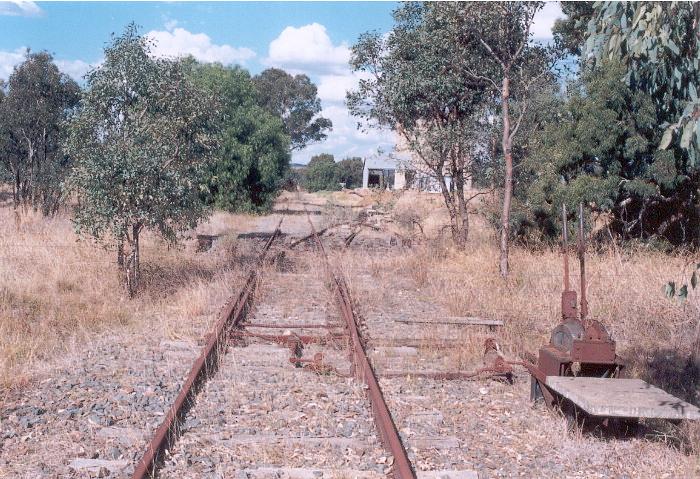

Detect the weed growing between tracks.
[{"left": 0, "top": 208, "right": 251, "bottom": 389}]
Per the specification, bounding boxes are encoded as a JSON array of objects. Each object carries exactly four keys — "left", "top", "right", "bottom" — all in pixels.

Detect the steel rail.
[
  {"left": 132, "top": 219, "right": 283, "bottom": 479},
  {"left": 304, "top": 210, "right": 417, "bottom": 479}
]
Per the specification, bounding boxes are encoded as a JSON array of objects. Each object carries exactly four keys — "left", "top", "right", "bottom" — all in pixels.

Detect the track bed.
[{"left": 160, "top": 254, "right": 390, "bottom": 478}]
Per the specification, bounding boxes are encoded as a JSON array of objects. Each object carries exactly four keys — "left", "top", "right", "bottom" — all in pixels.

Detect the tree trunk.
[
  {"left": 124, "top": 224, "right": 142, "bottom": 297},
  {"left": 117, "top": 238, "right": 125, "bottom": 267},
  {"left": 13, "top": 168, "right": 20, "bottom": 209},
  {"left": 438, "top": 175, "right": 461, "bottom": 245},
  {"left": 454, "top": 166, "right": 469, "bottom": 245},
  {"left": 499, "top": 74, "right": 513, "bottom": 278},
  {"left": 132, "top": 224, "right": 141, "bottom": 290}
]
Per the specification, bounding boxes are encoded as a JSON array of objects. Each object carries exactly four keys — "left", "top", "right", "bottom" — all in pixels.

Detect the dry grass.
[
  {"left": 0, "top": 207, "right": 253, "bottom": 388},
  {"left": 366, "top": 194, "right": 699, "bottom": 365}
]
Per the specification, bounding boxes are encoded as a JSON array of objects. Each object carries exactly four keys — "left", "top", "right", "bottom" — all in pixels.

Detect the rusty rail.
[
  {"left": 304, "top": 210, "right": 417, "bottom": 479},
  {"left": 132, "top": 219, "right": 282, "bottom": 479}
]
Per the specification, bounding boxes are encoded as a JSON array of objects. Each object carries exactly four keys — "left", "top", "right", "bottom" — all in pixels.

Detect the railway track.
[
  {"left": 0, "top": 204, "right": 694, "bottom": 478},
  {"left": 130, "top": 210, "right": 529, "bottom": 478},
  {"left": 131, "top": 215, "right": 423, "bottom": 478}
]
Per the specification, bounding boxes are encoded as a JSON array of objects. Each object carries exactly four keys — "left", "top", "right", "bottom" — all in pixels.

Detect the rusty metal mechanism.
[
  {"left": 382, "top": 339, "right": 519, "bottom": 381},
  {"left": 287, "top": 351, "right": 349, "bottom": 376},
  {"left": 528, "top": 204, "right": 623, "bottom": 406}
]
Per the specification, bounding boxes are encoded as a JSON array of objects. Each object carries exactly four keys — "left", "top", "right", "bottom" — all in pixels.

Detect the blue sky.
[{"left": 0, "top": 1, "right": 563, "bottom": 164}]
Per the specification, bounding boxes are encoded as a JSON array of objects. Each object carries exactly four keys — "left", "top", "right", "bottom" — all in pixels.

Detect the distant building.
[
  {"left": 392, "top": 128, "right": 453, "bottom": 193},
  {"left": 362, "top": 159, "right": 396, "bottom": 189}
]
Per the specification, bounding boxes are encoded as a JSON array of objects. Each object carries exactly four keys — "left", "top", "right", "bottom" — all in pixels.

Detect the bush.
[{"left": 304, "top": 154, "right": 339, "bottom": 192}]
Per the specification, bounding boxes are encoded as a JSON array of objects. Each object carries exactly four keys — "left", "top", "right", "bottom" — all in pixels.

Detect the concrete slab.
[{"left": 546, "top": 377, "right": 700, "bottom": 420}]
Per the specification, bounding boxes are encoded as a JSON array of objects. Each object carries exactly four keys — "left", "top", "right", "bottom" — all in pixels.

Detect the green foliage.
[
  {"left": 189, "top": 62, "right": 290, "bottom": 213},
  {"left": 334, "top": 157, "right": 363, "bottom": 188},
  {"left": 552, "top": 2, "right": 594, "bottom": 56},
  {"left": 281, "top": 167, "right": 304, "bottom": 191},
  {"left": 666, "top": 263, "right": 700, "bottom": 302},
  {"left": 63, "top": 25, "right": 217, "bottom": 258},
  {"left": 0, "top": 51, "right": 80, "bottom": 214},
  {"left": 519, "top": 62, "right": 698, "bottom": 244},
  {"left": 348, "top": 3, "right": 498, "bottom": 244},
  {"left": 585, "top": 2, "right": 700, "bottom": 166},
  {"left": 253, "top": 68, "right": 332, "bottom": 151},
  {"left": 304, "top": 154, "right": 339, "bottom": 192}
]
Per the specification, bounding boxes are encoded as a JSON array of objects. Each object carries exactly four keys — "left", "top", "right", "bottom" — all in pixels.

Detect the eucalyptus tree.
[
  {"left": 253, "top": 68, "right": 332, "bottom": 151},
  {"left": 335, "top": 157, "right": 364, "bottom": 188},
  {"left": 585, "top": 2, "right": 700, "bottom": 244},
  {"left": 552, "top": 2, "right": 595, "bottom": 56},
  {"left": 348, "top": 3, "right": 492, "bottom": 246},
  {"left": 523, "top": 63, "right": 668, "bottom": 238},
  {"left": 0, "top": 52, "right": 80, "bottom": 215},
  {"left": 586, "top": 2, "right": 700, "bottom": 164},
  {"left": 305, "top": 153, "right": 338, "bottom": 192},
  {"left": 63, "top": 25, "right": 217, "bottom": 295},
  {"left": 432, "top": 2, "right": 561, "bottom": 276}
]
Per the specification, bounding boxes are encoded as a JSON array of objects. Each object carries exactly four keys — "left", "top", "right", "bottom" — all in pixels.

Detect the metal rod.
[
  {"left": 562, "top": 204, "right": 570, "bottom": 291},
  {"left": 577, "top": 203, "right": 588, "bottom": 320}
]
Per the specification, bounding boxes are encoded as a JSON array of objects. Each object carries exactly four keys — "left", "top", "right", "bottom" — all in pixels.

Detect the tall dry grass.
[
  {"left": 386, "top": 194, "right": 699, "bottom": 364},
  {"left": 0, "top": 207, "right": 252, "bottom": 388}
]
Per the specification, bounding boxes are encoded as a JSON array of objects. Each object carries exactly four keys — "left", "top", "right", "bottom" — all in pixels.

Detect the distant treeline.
[
  {"left": 0, "top": 24, "right": 332, "bottom": 216},
  {"left": 286, "top": 154, "right": 364, "bottom": 192}
]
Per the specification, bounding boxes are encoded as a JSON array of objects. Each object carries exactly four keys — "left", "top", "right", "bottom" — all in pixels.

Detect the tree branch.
[
  {"left": 479, "top": 38, "right": 506, "bottom": 70},
  {"left": 511, "top": 9, "right": 533, "bottom": 61},
  {"left": 509, "top": 102, "right": 529, "bottom": 142},
  {"left": 462, "top": 65, "right": 500, "bottom": 91},
  {"left": 466, "top": 186, "right": 498, "bottom": 203}
]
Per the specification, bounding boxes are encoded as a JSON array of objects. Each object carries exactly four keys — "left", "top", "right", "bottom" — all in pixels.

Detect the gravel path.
[{"left": 0, "top": 336, "right": 201, "bottom": 478}]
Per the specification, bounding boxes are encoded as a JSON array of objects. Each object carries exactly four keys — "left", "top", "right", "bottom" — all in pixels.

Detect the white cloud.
[
  {"left": 292, "top": 103, "right": 394, "bottom": 164},
  {"left": 0, "top": 1, "right": 43, "bottom": 17},
  {"left": 0, "top": 48, "right": 98, "bottom": 83},
  {"left": 267, "top": 23, "right": 393, "bottom": 163},
  {"left": 531, "top": 2, "right": 564, "bottom": 39},
  {"left": 265, "top": 23, "right": 351, "bottom": 75},
  {"left": 164, "top": 18, "right": 179, "bottom": 31},
  {"left": 317, "top": 72, "right": 369, "bottom": 103},
  {"left": 147, "top": 27, "right": 256, "bottom": 65},
  {"left": 305, "top": 69, "right": 396, "bottom": 163},
  {"left": 0, "top": 47, "right": 26, "bottom": 80},
  {"left": 55, "top": 59, "right": 95, "bottom": 81}
]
